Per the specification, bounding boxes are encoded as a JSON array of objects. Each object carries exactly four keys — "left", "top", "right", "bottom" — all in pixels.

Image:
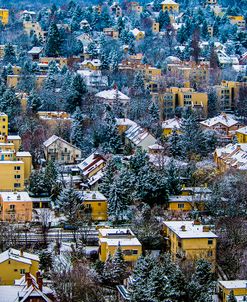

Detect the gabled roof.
[
  {"left": 130, "top": 28, "right": 145, "bottom": 37},
  {"left": 236, "top": 126, "right": 247, "bottom": 135},
  {"left": 162, "top": 118, "right": 181, "bottom": 130},
  {"left": 161, "top": 0, "right": 179, "bottom": 4},
  {"left": 0, "top": 249, "right": 39, "bottom": 265},
  {"left": 43, "top": 135, "right": 81, "bottom": 151},
  {"left": 200, "top": 113, "right": 239, "bottom": 128},
  {"left": 95, "top": 89, "right": 130, "bottom": 100},
  {"left": 28, "top": 47, "right": 43, "bottom": 54}
]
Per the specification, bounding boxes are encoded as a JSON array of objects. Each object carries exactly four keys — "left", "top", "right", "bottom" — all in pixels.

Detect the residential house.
[
  {"left": 161, "top": 0, "right": 179, "bottom": 12},
  {"left": 0, "top": 192, "right": 33, "bottom": 222},
  {"left": 103, "top": 28, "right": 119, "bottom": 39},
  {"left": 98, "top": 228, "right": 142, "bottom": 266},
  {"left": 110, "top": 2, "right": 122, "bottom": 17},
  {"left": 20, "top": 10, "right": 36, "bottom": 21},
  {"left": 200, "top": 113, "right": 242, "bottom": 140},
  {"left": 43, "top": 135, "right": 81, "bottom": 164},
  {"left": 23, "top": 21, "right": 47, "bottom": 40},
  {"left": 228, "top": 15, "right": 245, "bottom": 28},
  {"left": 27, "top": 47, "right": 44, "bottom": 61},
  {"left": 16, "top": 152, "right": 32, "bottom": 180},
  {"left": 152, "top": 21, "right": 160, "bottom": 33},
  {"left": 128, "top": 2, "right": 143, "bottom": 13},
  {"left": 82, "top": 191, "right": 108, "bottom": 221},
  {"left": 77, "top": 70, "right": 108, "bottom": 89},
  {"left": 78, "top": 153, "right": 106, "bottom": 189},
  {"left": 236, "top": 126, "right": 247, "bottom": 143},
  {"left": 206, "top": 0, "right": 217, "bottom": 4},
  {"left": 168, "top": 187, "right": 212, "bottom": 212},
  {"left": 0, "top": 9, "right": 9, "bottom": 25},
  {"left": 80, "top": 59, "right": 102, "bottom": 70},
  {"left": 95, "top": 88, "right": 130, "bottom": 107},
  {"left": 38, "top": 111, "right": 72, "bottom": 134},
  {"left": 125, "top": 124, "right": 156, "bottom": 151},
  {"left": 216, "top": 50, "right": 239, "bottom": 68},
  {"left": 162, "top": 117, "right": 181, "bottom": 136},
  {"left": 214, "top": 143, "right": 247, "bottom": 172},
  {"left": 0, "top": 249, "right": 39, "bottom": 285},
  {"left": 0, "top": 272, "right": 54, "bottom": 301},
  {"left": 0, "top": 113, "right": 8, "bottom": 137},
  {"left": 130, "top": 28, "right": 145, "bottom": 40},
  {"left": 163, "top": 220, "right": 217, "bottom": 269},
  {"left": 0, "top": 161, "right": 24, "bottom": 191},
  {"left": 116, "top": 118, "right": 137, "bottom": 134},
  {"left": 218, "top": 280, "right": 247, "bottom": 302}
]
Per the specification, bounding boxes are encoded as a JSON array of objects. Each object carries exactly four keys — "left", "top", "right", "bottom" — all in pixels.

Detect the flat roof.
[
  {"left": 0, "top": 192, "right": 32, "bottom": 202},
  {"left": 219, "top": 280, "right": 247, "bottom": 289},
  {"left": 164, "top": 221, "right": 218, "bottom": 239}
]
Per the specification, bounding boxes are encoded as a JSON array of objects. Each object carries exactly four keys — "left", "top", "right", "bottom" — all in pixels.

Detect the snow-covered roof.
[
  {"left": 162, "top": 118, "right": 181, "bottom": 130},
  {"left": 82, "top": 191, "right": 107, "bottom": 201},
  {"left": 28, "top": 47, "right": 43, "bottom": 54},
  {"left": 8, "top": 135, "right": 21, "bottom": 140},
  {"left": 0, "top": 249, "right": 39, "bottom": 265},
  {"left": 100, "top": 237, "right": 142, "bottom": 246},
  {"left": 165, "top": 56, "right": 181, "bottom": 63},
  {"left": 148, "top": 144, "right": 164, "bottom": 150},
  {"left": 125, "top": 124, "right": 156, "bottom": 147},
  {"left": 164, "top": 221, "right": 217, "bottom": 239},
  {"left": 130, "top": 28, "right": 145, "bottom": 37},
  {"left": 236, "top": 126, "right": 247, "bottom": 135},
  {"left": 169, "top": 194, "right": 210, "bottom": 203},
  {"left": 219, "top": 280, "right": 247, "bottom": 289},
  {"left": 161, "top": 0, "right": 178, "bottom": 4},
  {"left": 16, "top": 151, "right": 32, "bottom": 157},
  {"left": 116, "top": 118, "right": 137, "bottom": 127},
  {"left": 43, "top": 135, "right": 81, "bottom": 151},
  {"left": 200, "top": 113, "right": 239, "bottom": 128},
  {"left": 81, "top": 59, "right": 102, "bottom": 67},
  {"left": 99, "top": 228, "right": 135, "bottom": 237},
  {"left": 0, "top": 192, "right": 32, "bottom": 202},
  {"left": 95, "top": 89, "right": 130, "bottom": 100},
  {"left": 0, "top": 161, "right": 23, "bottom": 164},
  {"left": 182, "top": 187, "right": 212, "bottom": 194},
  {"left": 88, "top": 170, "right": 104, "bottom": 185}
]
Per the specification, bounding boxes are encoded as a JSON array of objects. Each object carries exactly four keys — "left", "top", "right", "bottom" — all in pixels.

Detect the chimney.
[
  {"left": 37, "top": 276, "right": 43, "bottom": 291},
  {"left": 181, "top": 225, "right": 186, "bottom": 231},
  {"left": 194, "top": 219, "right": 201, "bottom": 225},
  {"left": 25, "top": 272, "right": 30, "bottom": 281},
  {"left": 203, "top": 225, "right": 210, "bottom": 232},
  {"left": 27, "top": 276, "right": 32, "bottom": 288},
  {"left": 20, "top": 248, "right": 24, "bottom": 257},
  {"left": 36, "top": 271, "right": 40, "bottom": 281}
]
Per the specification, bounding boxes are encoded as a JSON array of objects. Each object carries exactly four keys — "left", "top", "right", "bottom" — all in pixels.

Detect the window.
[
  {"left": 14, "top": 183, "right": 21, "bottom": 188},
  {"left": 132, "top": 250, "right": 138, "bottom": 255},
  {"left": 208, "top": 239, "right": 213, "bottom": 245},
  {"left": 14, "top": 175, "right": 21, "bottom": 179},
  {"left": 178, "top": 204, "right": 184, "bottom": 209},
  {"left": 10, "top": 205, "right": 15, "bottom": 211},
  {"left": 14, "top": 166, "right": 21, "bottom": 170},
  {"left": 14, "top": 269, "right": 18, "bottom": 272},
  {"left": 123, "top": 250, "right": 132, "bottom": 256},
  {"left": 207, "top": 250, "right": 213, "bottom": 257},
  {"left": 65, "top": 148, "right": 67, "bottom": 152},
  {"left": 98, "top": 203, "right": 101, "bottom": 206},
  {"left": 20, "top": 269, "right": 25, "bottom": 274}
]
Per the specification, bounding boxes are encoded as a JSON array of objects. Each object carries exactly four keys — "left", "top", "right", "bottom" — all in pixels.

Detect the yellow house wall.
[
  {"left": 0, "top": 260, "right": 31, "bottom": 285},
  {"left": 88, "top": 162, "right": 105, "bottom": 178},
  {"left": 1, "top": 201, "right": 33, "bottom": 222},
  {"left": 162, "top": 3, "right": 179, "bottom": 12},
  {"left": 7, "top": 138, "right": 21, "bottom": 152},
  {"left": 0, "top": 162, "right": 24, "bottom": 191},
  {"left": 0, "top": 9, "right": 9, "bottom": 25},
  {"left": 16, "top": 155, "right": 32, "bottom": 180},
  {"left": 99, "top": 241, "right": 142, "bottom": 264},
  {"left": 220, "top": 286, "right": 247, "bottom": 302},
  {"left": 83, "top": 200, "right": 108, "bottom": 221},
  {"left": 0, "top": 114, "right": 8, "bottom": 136},
  {"left": 236, "top": 132, "right": 247, "bottom": 143},
  {"left": 168, "top": 202, "right": 193, "bottom": 211}
]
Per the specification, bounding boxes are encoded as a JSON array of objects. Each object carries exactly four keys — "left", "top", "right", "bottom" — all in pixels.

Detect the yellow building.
[
  {"left": 0, "top": 248, "right": 39, "bottom": 285},
  {"left": 0, "top": 9, "right": 9, "bottom": 25},
  {"left": 98, "top": 228, "right": 142, "bottom": 267},
  {"left": 159, "top": 87, "right": 208, "bottom": 119},
  {"left": 7, "top": 74, "right": 46, "bottom": 89},
  {"left": 145, "top": 67, "right": 162, "bottom": 79},
  {"left": 0, "top": 161, "right": 24, "bottom": 191},
  {"left": 16, "top": 152, "right": 32, "bottom": 180},
  {"left": 162, "top": 117, "right": 181, "bottom": 136},
  {"left": 168, "top": 187, "right": 212, "bottom": 212},
  {"left": 130, "top": 28, "right": 145, "bottom": 40},
  {"left": 82, "top": 191, "right": 108, "bottom": 221},
  {"left": 236, "top": 126, "right": 247, "bottom": 143},
  {"left": 116, "top": 118, "right": 137, "bottom": 135},
  {"left": 23, "top": 21, "right": 46, "bottom": 40},
  {"left": 161, "top": 0, "right": 179, "bottom": 12},
  {"left": 0, "top": 113, "right": 8, "bottom": 137},
  {"left": 218, "top": 280, "right": 247, "bottom": 302},
  {"left": 0, "top": 192, "right": 33, "bottom": 222},
  {"left": 228, "top": 16, "right": 245, "bottom": 27},
  {"left": 7, "top": 135, "right": 21, "bottom": 151},
  {"left": 163, "top": 220, "right": 217, "bottom": 268},
  {"left": 152, "top": 22, "right": 160, "bottom": 33}
]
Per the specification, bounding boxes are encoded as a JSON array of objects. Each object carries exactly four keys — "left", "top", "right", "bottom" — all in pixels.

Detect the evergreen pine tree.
[
  {"left": 111, "top": 244, "right": 128, "bottom": 284},
  {"left": 169, "top": 128, "right": 182, "bottom": 158},
  {"left": 3, "top": 43, "right": 16, "bottom": 64},
  {"left": 166, "top": 159, "right": 181, "bottom": 195},
  {"left": 27, "top": 90, "right": 42, "bottom": 113},
  {"left": 45, "top": 23, "right": 61, "bottom": 57}
]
